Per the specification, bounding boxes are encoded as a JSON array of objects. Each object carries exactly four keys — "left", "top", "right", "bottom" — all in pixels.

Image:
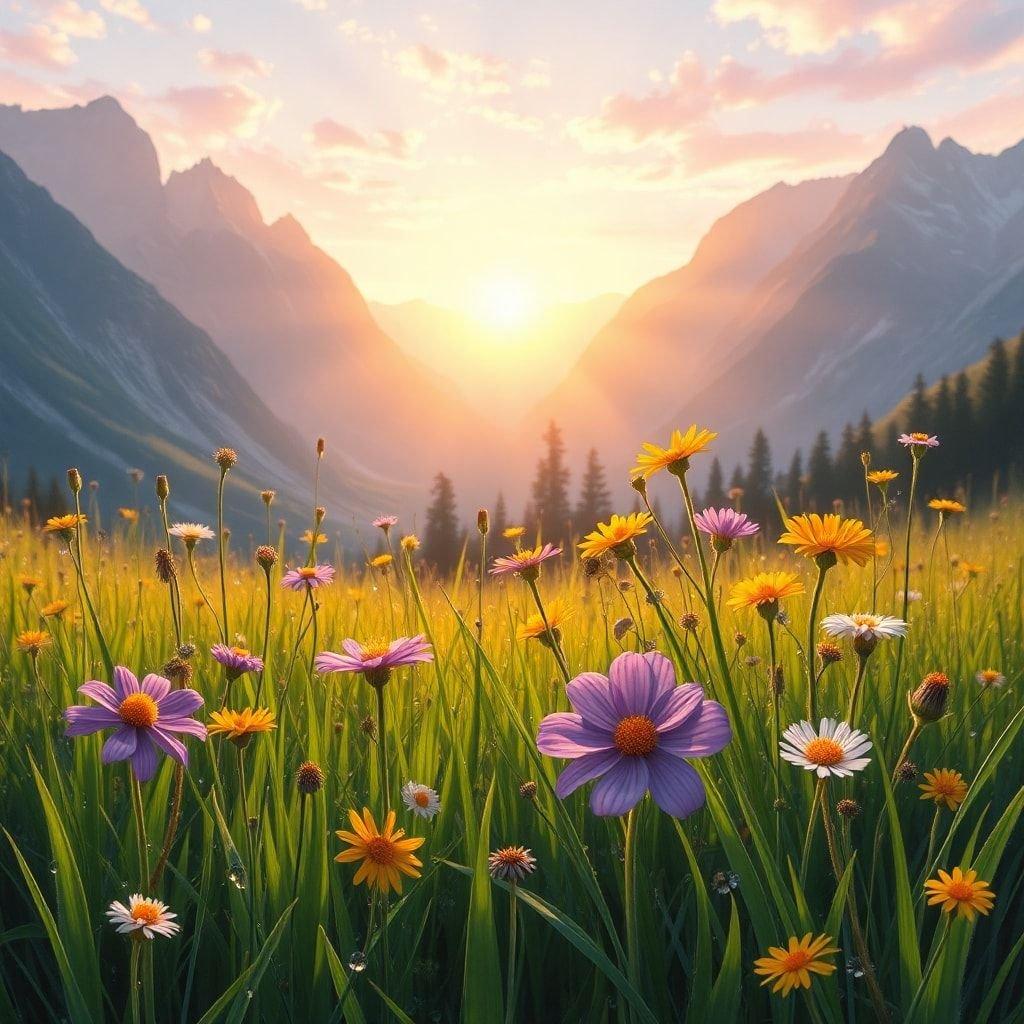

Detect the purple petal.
[
  {"left": 78, "top": 681, "right": 119, "bottom": 712},
  {"left": 647, "top": 751, "right": 706, "bottom": 818},
  {"left": 589, "top": 758, "right": 649, "bottom": 816},
  {"left": 102, "top": 726, "right": 138, "bottom": 763},
  {"left": 554, "top": 749, "right": 622, "bottom": 798},
  {"left": 654, "top": 684, "right": 704, "bottom": 733},
  {"left": 315, "top": 651, "right": 359, "bottom": 674},
  {"left": 130, "top": 735, "right": 159, "bottom": 782},
  {"left": 659, "top": 701, "right": 732, "bottom": 758},
  {"left": 158, "top": 716, "right": 208, "bottom": 740},
  {"left": 536, "top": 713, "right": 614, "bottom": 757},
  {"left": 341, "top": 639, "right": 363, "bottom": 658},
  {"left": 156, "top": 689, "right": 204, "bottom": 717},
  {"left": 140, "top": 674, "right": 171, "bottom": 702},
  {"left": 565, "top": 672, "right": 618, "bottom": 731},
  {"left": 113, "top": 666, "right": 139, "bottom": 699},
  {"left": 64, "top": 705, "right": 120, "bottom": 736},
  {"left": 608, "top": 652, "right": 674, "bottom": 718},
  {"left": 149, "top": 727, "right": 188, "bottom": 766}
]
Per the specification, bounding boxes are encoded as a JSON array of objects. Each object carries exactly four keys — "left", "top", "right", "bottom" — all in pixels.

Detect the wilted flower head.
[
  {"left": 817, "top": 641, "right": 843, "bottom": 666},
  {"left": 710, "top": 870, "right": 740, "bottom": 895},
  {"left": 694, "top": 507, "right": 759, "bottom": 550},
  {"left": 836, "top": 798, "right": 861, "bottom": 820},
  {"left": 896, "top": 759, "right": 919, "bottom": 782},
  {"left": 163, "top": 657, "right": 193, "bottom": 687},
  {"left": 679, "top": 611, "right": 700, "bottom": 631},
  {"left": 154, "top": 548, "right": 176, "bottom": 583},
  {"left": 260, "top": 489, "right": 276, "bottom": 506},
  {"left": 490, "top": 543, "right": 561, "bottom": 581},
  {"left": 106, "top": 895, "right": 179, "bottom": 940},
  {"left": 909, "top": 672, "right": 950, "bottom": 722},
  {"left": 67, "top": 467, "right": 82, "bottom": 493},
  {"left": 519, "top": 780, "right": 538, "bottom": 800},
  {"left": 477, "top": 509, "right": 489, "bottom": 535},
  {"left": 612, "top": 616, "right": 634, "bottom": 641},
  {"left": 401, "top": 781, "right": 441, "bottom": 819},
  {"left": 488, "top": 846, "right": 537, "bottom": 883},
  {"left": 281, "top": 563, "right": 335, "bottom": 590}
]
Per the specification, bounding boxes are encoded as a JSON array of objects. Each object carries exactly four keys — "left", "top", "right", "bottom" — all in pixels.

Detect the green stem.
[
  {"left": 238, "top": 747, "right": 257, "bottom": 960},
  {"left": 846, "top": 654, "right": 870, "bottom": 727},
  {"left": 504, "top": 888, "right": 519, "bottom": 1024},
  {"left": 129, "top": 772, "right": 149, "bottom": 885},
  {"left": 526, "top": 577, "right": 571, "bottom": 684},
  {"left": 622, "top": 808, "right": 640, "bottom": 1006},
  {"left": 805, "top": 562, "right": 830, "bottom": 721},
  {"left": 186, "top": 547, "right": 222, "bottom": 637},
  {"left": 894, "top": 454, "right": 921, "bottom": 697},
  {"left": 799, "top": 778, "right": 825, "bottom": 886},
  {"left": 375, "top": 683, "right": 391, "bottom": 811},
  {"left": 129, "top": 942, "right": 142, "bottom": 1024},
  {"left": 216, "top": 470, "right": 230, "bottom": 644},
  {"left": 255, "top": 567, "right": 273, "bottom": 705},
  {"left": 893, "top": 719, "right": 923, "bottom": 783},
  {"left": 624, "top": 554, "right": 695, "bottom": 684}
]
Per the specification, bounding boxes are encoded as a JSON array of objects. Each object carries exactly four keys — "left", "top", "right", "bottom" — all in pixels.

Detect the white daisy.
[
  {"left": 975, "top": 669, "right": 1006, "bottom": 688},
  {"left": 401, "top": 780, "right": 440, "bottom": 820},
  {"left": 168, "top": 522, "right": 215, "bottom": 546},
  {"left": 106, "top": 895, "right": 180, "bottom": 940},
  {"left": 820, "top": 613, "right": 908, "bottom": 641},
  {"left": 780, "top": 719, "right": 873, "bottom": 779}
]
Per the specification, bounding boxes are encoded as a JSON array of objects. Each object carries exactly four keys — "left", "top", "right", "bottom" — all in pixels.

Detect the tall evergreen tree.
[
  {"left": 744, "top": 429, "right": 773, "bottom": 526},
  {"left": 43, "top": 476, "right": 66, "bottom": 521},
  {"left": 855, "top": 412, "right": 874, "bottom": 461},
  {"left": 905, "top": 373, "right": 933, "bottom": 432},
  {"left": 834, "top": 423, "right": 862, "bottom": 507},
  {"left": 977, "top": 338, "right": 1010, "bottom": 480},
  {"left": 423, "top": 472, "right": 461, "bottom": 573},
  {"left": 492, "top": 492, "right": 508, "bottom": 538},
  {"left": 530, "top": 421, "right": 571, "bottom": 543},
  {"left": 785, "top": 450, "right": 803, "bottom": 511},
  {"left": 948, "top": 372, "right": 975, "bottom": 485},
  {"left": 703, "top": 457, "right": 726, "bottom": 508},
  {"left": 807, "top": 431, "right": 834, "bottom": 510},
  {"left": 575, "top": 448, "right": 612, "bottom": 530}
]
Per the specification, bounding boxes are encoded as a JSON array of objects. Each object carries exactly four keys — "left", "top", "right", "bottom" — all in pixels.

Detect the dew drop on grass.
[{"left": 347, "top": 951, "right": 367, "bottom": 973}]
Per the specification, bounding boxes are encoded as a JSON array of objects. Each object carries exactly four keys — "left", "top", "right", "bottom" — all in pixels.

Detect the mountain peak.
[
  {"left": 883, "top": 125, "right": 934, "bottom": 161},
  {"left": 165, "top": 158, "right": 265, "bottom": 237}
]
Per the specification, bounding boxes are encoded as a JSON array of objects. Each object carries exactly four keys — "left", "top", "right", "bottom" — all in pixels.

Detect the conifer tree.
[
  {"left": 575, "top": 448, "right": 612, "bottom": 530},
  {"left": 530, "top": 421, "right": 571, "bottom": 543},
  {"left": 744, "top": 429, "right": 773, "bottom": 526},
  {"left": 703, "top": 457, "right": 726, "bottom": 508},
  {"left": 807, "top": 431, "right": 834, "bottom": 510},
  {"left": 423, "top": 472, "right": 462, "bottom": 573}
]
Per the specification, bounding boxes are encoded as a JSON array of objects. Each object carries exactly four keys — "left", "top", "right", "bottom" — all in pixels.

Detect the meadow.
[{"left": 0, "top": 432, "right": 1021, "bottom": 1024}]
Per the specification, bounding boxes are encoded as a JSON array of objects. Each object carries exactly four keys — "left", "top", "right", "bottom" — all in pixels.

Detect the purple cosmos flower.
[
  {"left": 536, "top": 651, "right": 731, "bottom": 817},
  {"left": 372, "top": 515, "right": 399, "bottom": 531},
  {"left": 694, "top": 507, "right": 759, "bottom": 550},
  {"left": 281, "top": 563, "right": 336, "bottom": 590},
  {"left": 64, "top": 666, "right": 206, "bottom": 782},
  {"left": 898, "top": 432, "right": 940, "bottom": 449},
  {"left": 315, "top": 635, "right": 434, "bottom": 686},
  {"left": 489, "top": 543, "right": 561, "bottom": 581},
  {"left": 211, "top": 643, "right": 264, "bottom": 679}
]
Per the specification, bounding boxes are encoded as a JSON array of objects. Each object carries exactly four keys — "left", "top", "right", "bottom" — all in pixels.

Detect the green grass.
[{"left": 0, "top": 465, "right": 1021, "bottom": 1023}]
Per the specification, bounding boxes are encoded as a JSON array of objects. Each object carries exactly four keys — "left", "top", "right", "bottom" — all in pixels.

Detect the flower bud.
[
  {"left": 519, "top": 780, "right": 537, "bottom": 800},
  {"left": 67, "top": 468, "right": 82, "bottom": 494},
  {"left": 317, "top": 437, "right": 326, "bottom": 457},
  {"left": 630, "top": 475, "right": 648, "bottom": 496},
  {"left": 860, "top": 451, "right": 871, "bottom": 468},
  {"left": 155, "top": 474, "right": 169, "bottom": 501},
  {"left": 261, "top": 490, "right": 275, "bottom": 506},
  {"left": 909, "top": 671, "right": 950, "bottom": 723},
  {"left": 896, "top": 759, "right": 918, "bottom": 782},
  {"left": 154, "top": 548, "right": 177, "bottom": 582},
  {"left": 256, "top": 545, "right": 277, "bottom": 570},
  {"left": 296, "top": 760, "right": 325, "bottom": 795},
  {"left": 817, "top": 641, "right": 843, "bottom": 665},
  {"left": 837, "top": 798, "right": 861, "bottom": 820},
  {"left": 315, "top": 506, "right": 326, "bottom": 525},
  {"left": 477, "top": 509, "right": 489, "bottom": 535}
]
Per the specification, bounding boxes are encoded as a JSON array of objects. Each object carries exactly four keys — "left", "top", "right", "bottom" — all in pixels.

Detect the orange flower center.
[
  {"left": 130, "top": 902, "right": 161, "bottom": 925},
  {"left": 119, "top": 693, "right": 158, "bottom": 729},
  {"left": 298, "top": 567, "right": 318, "bottom": 579},
  {"left": 362, "top": 643, "right": 391, "bottom": 660},
  {"left": 782, "top": 949, "right": 811, "bottom": 972},
  {"left": 803, "top": 737, "right": 845, "bottom": 766},
  {"left": 934, "top": 778, "right": 957, "bottom": 795},
  {"left": 910, "top": 433, "right": 930, "bottom": 442},
  {"left": 366, "top": 836, "right": 396, "bottom": 865},
  {"left": 613, "top": 715, "right": 658, "bottom": 757},
  {"left": 414, "top": 791, "right": 430, "bottom": 807},
  {"left": 945, "top": 881, "right": 974, "bottom": 902},
  {"left": 495, "top": 848, "right": 526, "bottom": 866},
  {"left": 231, "top": 647, "right": 251, "bottom": 658}
]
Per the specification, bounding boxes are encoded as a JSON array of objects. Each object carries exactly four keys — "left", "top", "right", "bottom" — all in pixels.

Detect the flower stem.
[
  {"left": 800, "top": 777, "right": 825, "bottom": 886},
  {"left": 846, "top": 654, "right": 869, "bottom": 727},
  {"left": 622, "top": 807, "right": 640, "bottom": 1005},
  {"left": 894, "top": 453, "right": 921, "bottom": 694},
  {"left": 129, "top": 942, "right": 142, "bottom": 1024},
  {"left": 893, "top": 719, "right": 923, "bottom": 783},
  {"left": 805, "top": 563, "right": 829, "bottom": 720},
  {"left": 504, "top": 887, "right": 519, "bottom": 1024},
  {"left": 216, "top": 469, "right": 230, "bottom": 644},
  {"left": 129, "top": 771, "right": 149, "bottom": 885},
  {"left": 526, "top": 577, "right": 570, "bottom": 684},
  {"left": 374, "top": 683, "right": 391, "bottom": 811},
  {"left": 186, "top": 547, "right": 222, "bottom": 637},
  {"left": 148, "top": 763, "right": 184, "bottom": 891},
  {"left": 237, "top": 747, "right": 258, "bottom": 960}
]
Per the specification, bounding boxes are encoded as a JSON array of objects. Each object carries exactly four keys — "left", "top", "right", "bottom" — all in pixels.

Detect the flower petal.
[
  {"left": 156, "top": 689, "right": 204, "bottom": 718},
  {"left": 658, "top": 701, "right": 731, "bottom": 757},
  {"left": 647, "top": 752, "right": 706, "bottom": 818},
  {"left": 554, "top": 748, "right": 622, "bottom": 799},
  {"left": 565, "top": 672, "right": 618, "bottom": 731},
  {"left": 653, "top": 683, "right": 704, "bottom": 733},
  {"left": 140, "top": 674, "right": 171, "bottom": 702},
  {"left": 113, "top": 666, "right": 139, "bottom": 699},
  {"left": 588, "top": 758, "right": 649, "bottom": 816},
  {"left": 608, "top": 652, "right": 672, "bottom": 717},
  {"left": 78, "top": 681, "right": 119, "bottom": 712},
  {"left": 536, "top": 713, "right": 614, "bottom": 757},
  {"left": 158, "top": 716, "right": 208, "bottom": 740},
  {"left": 149, "top": 727, "right": 188, "bottom": 766},
  {"left": 64, "top": 705, "right": 120, "bottom": 736},
  {"left": 130, "top": 735, "right": 159, "bottom": 782},
  {"left": 102, "top": 726, "right": 138, "bottom": 763}
]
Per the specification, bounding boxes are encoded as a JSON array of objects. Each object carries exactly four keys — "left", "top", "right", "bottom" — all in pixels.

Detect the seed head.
[
  {"left": 163, "top": 657, "right": 194, "bottom": 687},
  {"left": 817, "top": 641, "right": 843, "bottom": 665},
  {"left": 296, "top": 760, "right": 325, "bottom": 795},
  {"left": 896, "top": 759, "right": 919, "bottom": 782},
  {"left": 359, "top": 715, "right": 377, "bottom": 739},
  {"left": 316, "top": 437, "right": 326, "bottom": 457},
  {"left": 630, "top": 475, "right": 648, "bottom": 497},
  {"left": 519, "top": 780, "right": 537, "bottom": 800},
  {"left": 613, "top": 617, "right": 634, "bottom": 641},
  {"left": 679, "top": 611, "right": 700, "bottom": 631},
  {"left": 837, "top": 798, "right": 861, "bottom": 820},
  {"left": 214, "top": 447, "right": 237, "bottom": 471},
  {"left": 734, "top": 632, "right": 747, "bottom": 648},
  {"left": 477, "top": 509, "right": 489, "bottom": 535},
  {"left": 177, "top": 642, "right": 196, "bottom": 659},
  {"left": 256, "top": 545, "right": 277, "bottom": 570},
  {"left": 860, "top": 451, "right": 871, "bottom": 468},
  {"left": 261, "top": 490, "right": 276, "bottom": 506},
  {"left": 154, "top": 548, "right": 177, "bottom": 583}
]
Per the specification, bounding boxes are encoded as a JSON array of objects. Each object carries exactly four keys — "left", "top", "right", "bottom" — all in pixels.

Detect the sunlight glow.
[{"left": 472, "top": 275, "right": 540, "bottom": 333}]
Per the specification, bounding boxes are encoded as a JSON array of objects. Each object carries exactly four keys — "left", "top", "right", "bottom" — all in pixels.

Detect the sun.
[{"left": 472, "top": 275, "right": 540, "bottom": 333}]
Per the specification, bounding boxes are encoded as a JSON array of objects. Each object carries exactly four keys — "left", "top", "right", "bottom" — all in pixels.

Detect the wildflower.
[
  {"left": 779, "top": 719, "right": 872, "bottom": 778},
  {"left": 260, "top": 489, "right": 275, "bottom": 506},
  {"left": 928, "top": 498, "right": 966, "bottom": 515},
  {"left": 18, "top": 573, "right": 42, "bottom": 592},
  {"left": 117, "top": 508, "right": 139, "bottom": 523},
  {"left": 168, "top": 522, "right": 215, "bottom": 547},
  {"left": 503, "top": 526, "right": 526, "bottom": 541},
  {"left": 909, "top": 672, "right": 950, "bottom": 722},
  {"left": 155, "top": 475, "right": 169, "bottom": 501},
  {"left": 924, "top": 867, "right": 995, "bottom": 921},
  {"left": 836, "top": 798, "right": 861, "bottom": 820},
  {"left": 16, "top": 630, "right": 51, "bottom": 655},
  {"left": 372, "top": 515, "right": 399, "bottom": 531},
  {"left": 959, "top": 561, "right": 985, "bottom": 579},
  {"left": 919, "top": 769, "right": 968, "bottom": 811},
  {"left": 41, "top": 599, "right": 70, "bottom": 618},
  {"left": 67, "top": 467, "right": 82, "bottom": 493},
  {"left": 401, "top": 781, "right": 441, "bottom": 819},
  {"left": 778, "top": 514, "right": 874, "bottom": 567},
  {"left": 296, "top": 760, "right": 325, "bottom": 795},
  {"left": 727, "top": 572, "right": 804, "bottom": 614},
  {"left": 694, "top": 507, "right": 759, "bottom": 551},
  {"left": 744, "top": 655, "right": 762, "bottom": 668},
  {"left": 734, "top": 632, "right": 747, "bottom": 647},
  {"left": 401, "top": 534, "right": 420, "bottom": 551},
  {"left": 210, "top": 643, "right": 264, "bottom": 680},
  {"left": 873, "top": 539, "right": 889, "bottom": 558},
  {"left": 335, "top": 808, "right": 424, "bottom": 894},
  {"left": 488, "top": 846, "right": 537, "bottom": 883},
  {"left": 207, "top": 707, "right": 276, "bottom": 747},
  {"left": 519, "top": 780, "right": 538, "bottom": 800},
  {"left": 477, "top": 509, "right": 489, "bottom": 535},
  {"left": 255, "top": 545, "right": 277, "bottom": 570},
  {"left": 728, "top": 486, "right": 744, "bottom": 502},
  {"left": 820, "top": 613, "right": 908, "bottom": 647},
  {"left": 679, "top": 612, "right": 700, "bottom": 631},
  {"left": 316, "top": 635, "right": 433, "bottom": 689},
  {"left": 975, "top": 668, "right": 1005, "bottom": 688},
  {"left": 536, "top": 651, "right": 731, "bottom": 817},
  {"left": 281, "top": 564, "right": 336, "bottom": 590},
  {"left": 64, "top": 667, "right": 206, "bottom": 781},
  {"left": 867, "top": 469, "right": 898, "bottom": 486},
  {"left": 613, "top": 617, "right": 634, "bottom": 641},
  {"left": 899, "top": 432, "right": 939, "bottom": 449},
  {"left": 817, "top": 641, "right": 842, "bottom": 665},
  {"left": 578, "top": 512, "right": 652, "bottom": 560},
  {"left": 106, "top": 895, "right": 180, "bottom": 940},
  {"left": 517, "top": 598, "right": 571, "bottom": 645},
  {"left": 631, "top": 425, "right": 717, "bottom": 478},
  {"left": 369, "top": 553, "right": 393, "bottom": 571},
  {"left": 490, "top": 543, "right": 561, "bottom": 581},
  {"left": 43, "top": 513, "right": 87, "bottom": 537},
  {"left": 896, "top": 760, "right": 919, "bottom": 782},
  {"left": 754, "top": 934, "right": 839, "bottom": 997},
  {"left": 710, "top": 870, "right": 740, "bottom": 895},
  {"left": 301, "top": 530, "right": 327, "bottom": 545},
  {"left": 214, "top": 447, "right": 237, "bottom": 470},
  {"left": 154, "top": 548, "right": 176, "bottom": 583}
]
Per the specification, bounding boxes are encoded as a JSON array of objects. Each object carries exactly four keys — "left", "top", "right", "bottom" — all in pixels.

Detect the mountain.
[
  {"left": 529, "top": 174, "right": 853, "bottom": 485},
  {"left": 0, "top": 97, "right": 487, "bottom": 494},
  {"left": 370, "top": 293, "right": 623, "bottom": 418},
  {"left": 668, "top": 127, "right": 1024, "bottom": 474},
  {"left": 0, "top": 148, "right": 402, "bottom": 532}
]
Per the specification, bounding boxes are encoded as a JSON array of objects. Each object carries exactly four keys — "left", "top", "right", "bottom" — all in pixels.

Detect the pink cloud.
[
  {"left": 309, "top": 118, "right": 420, "bottom": 161},
  {"left": 98, "top": 0, "right": 151, "bottom": 27},
  {"left": 198, "top": 49, "right": 273, "bottom": 80},
  {"left": 393, "top": 43, "right": 510, "bottom": 96},
  {"left": 0, "top": 24, "right": 76, "bottom": 69},
  {"left": 931, "top": 88, "right": 1024, "bottom": 153},
  {"left": 35, "top": 0, "right": 106, "bottom": 39},
  {"left": 155, "top": 83, "right": 279, "bottom": 144}
]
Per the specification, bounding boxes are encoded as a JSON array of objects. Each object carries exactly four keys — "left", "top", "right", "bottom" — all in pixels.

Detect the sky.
[{"left": 1, "top": 0, "right": 1023, "bottom": 311}]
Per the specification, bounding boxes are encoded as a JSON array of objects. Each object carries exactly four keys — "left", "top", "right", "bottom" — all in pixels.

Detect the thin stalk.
[
  {"left": 374, "top": 683, "right": 391, "bottom": 811},
  {"left": 148, "top": 764, "right": 184, "bottom": 891},
  {"left": 846, "top": 654, "right": 870, "bottom": 727},
  {"left": 129, "top": 942, "right": 142, "bottom": 1024},
  {"left": 894, "top": 453, "right": 921, "bottom": 695},
  {"left": 526, "top": 577, "right": 571, "bottom": 684},
  {"left": 185, "top": 546, "right": 222, "bottom": 637},
  {"left": 892, "top": 719, "right": 923, "bottom": 783},
  {"left": 799, "top": 777, "right": 825, "bottom": 886},
  {"left": 238, "top": 746, "right": 257, "bottom": 960},
  {"left": 129, "top": 772, "right": 149, "bottom": 885},
  {"left": 255, "top": 566, "right": 273, "bottom": 704},
  {"left": 504, "top": 888, "right": 519, "bottom": 1024},
  {"left": 805, "top": 562, "right": 830, "bottom": 720},
  {"left": 216, "top": 469, "right": 230, "bottom": 644},
  {"left": 624, "top": 554, "right": 694, "bottom": 684},
  {"left": 622, "top": 807, "right": 640, "bottom": 1008}
]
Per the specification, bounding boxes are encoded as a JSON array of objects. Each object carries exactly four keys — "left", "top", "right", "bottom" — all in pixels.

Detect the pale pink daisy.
[
  {"left": 316, "top": 635, "right": 434, "bottom": 686},
  {"left": 898, "top": 433, "right": 939, "bottom": 449},
  {"left": 281, "top": 564, "right": 336, "bottom": 590},
  {"left": 373, "top": 515, "right": 399, "bottom": 531},
  {"left": 106, "top": 895, "right": 180, "bottom": 940},
  {"left": 780, "top": 719, "right": 872, "bottom": 779},
  {"left": 490, "top": 543, "right": 561, "bottom": 581},
  {"left": 694, "top": 507, "right": 759, "bottom": 550}
]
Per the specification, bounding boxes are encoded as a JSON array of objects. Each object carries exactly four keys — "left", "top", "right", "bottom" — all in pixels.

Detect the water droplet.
[
  {"left": 49, "top": 860, "right": 57, "bottom": 875},
  {"left": 227, "top": 862, "right": 247, "bottom": 890},
  {"left": 347, "top": 951, "right": 367, "bottom": 973}
]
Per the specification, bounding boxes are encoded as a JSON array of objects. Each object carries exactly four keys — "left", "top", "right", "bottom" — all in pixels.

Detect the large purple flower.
[
  {"left": 315, "top": 635, "right": 434, "bottom": 687},
  {"left": 64, "top": 667, "right": 207, "bottom": 782},
  {"left": 537, "top": 651, "right": 731, "bottom": 817},
  {"left": 694, "top": 507, "right": 759, "bottom": 550}
]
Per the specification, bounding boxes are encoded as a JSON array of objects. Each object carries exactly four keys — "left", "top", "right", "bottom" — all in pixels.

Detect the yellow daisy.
[
  {"left": 959, "top": 561, "right": 985, "bottom": 579},
  {"left": 16, "top": 630, "right": 52, "bottom": 655},
  {"left": 578, "top": 512, "right": 652, "bottom": 560},
  {"left": 369, "top": 553, "right": 394, "bottom": 569},
  {"left": 17, "top": 573, "right": 43, "bottom": 593},
  {"left": 40, "top": 599, "right": 70, "bottom": 618},
  {"left": 778, "top": 514, "right": 875, "bottom": 567},
  {"left": 924, "top": 866, "right": 995, "bottom": 921},
  {"left": 516, "top": 598, "right": 572, "bottom": 642},
  {"left": 117, "top": 507, "right": 139, "bottom": 523},
  {"left": 631, "top": 425, "right": 717, "bottom": 478},
  {"left": 335, "top": 807, "right": 424, "bottom": 895},
  {"left": 866, "top": 469, "right": 899, "bottom": 486},
  {"left": 208, "top": 708, "right": 277, "bottom": 747},
  {"left": 42, "top": 513, "right": 87, "bottom": 535},
  {"left": 928, "top": 499, "right": 966, "bottom": 515},
  {"left": 503, "top": 526, "right": 526, "bottom": 541},
  {"left": 919, "top": 769, "right": 968, "bottom": 811},
  {"left": 727, "top": 572, "right": 805, "bottom": 610},
  {"left": 753, "top": 933, "right": 839, "bottom": 997}
]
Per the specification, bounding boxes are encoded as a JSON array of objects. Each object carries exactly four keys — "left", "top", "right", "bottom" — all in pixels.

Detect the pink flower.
[
  {"left": 899, "top": 433, "right": 939, "bottom": 449},
  {"left": 694, "top": 507, "right": 759, "bottom": 550},
  {"left": 281, "top": 563, "right": 336, "bottom": 590},
  {"left": 316, "top": 635, "right": 434, "bottom": 686},
  {"left": 211, "top": 643, "right": 264, "bottom": 679},
  {"left": 489, "top": 543, "right": 561, "bottom": 581},
  {"left": 537, "top": 651, "right": 731, "bottom": 817},
  {"left": 372, "top": 515, "right": 399, "bottom": 530}
]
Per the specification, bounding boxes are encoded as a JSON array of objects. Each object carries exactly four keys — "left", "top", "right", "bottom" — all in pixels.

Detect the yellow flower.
[
  {"left": 727, "top": 572, "right": 805, "bottom": 610},
  {"left": 400, "top": 534, "right": 420, "bottom": 551},
  {"left": 503, "top": 526, "right": 526, "bottom": 540},
  {"left": 928, "top": 499, "right": 966, "bottom": 515},
  {"left": 17, "top": 573, "right": 43, "bottom": 593},
  {"left": 778, "top": 514, "right": 874, "bottom": 567},
  {"left": 919, "top": 769, "right": 968, "bottom": 811},
  {"left": 867, "top": 469, "right": 899, "bottom": 485},
  {"left": 335, "top": 807, "right": 424, "bottom": 895},
  {"left": 924, "top": 866, "right": 995, "bottom": 921},
  {"left": 517, "top": 598, "right": 572, "bottom": 641},
  {"left": 43, "top": 513, "right": 87, "bottom": 534},
  {"left": 959, "top": 561, "right": 985, "bottom": 579},
  {"left": 117, "top": 507, "right": 139, "bottom": 523},
  {"left": 753, "top": 933, "right": 839, "bottom": 997},
  {"left": 41, "top": 599, "right": 70, "bottom": 618},
  {"left": 300, "top": 530, "right": 327, "bottom": 544},
  {"left": 369, "top": 553, "right": 393, "bottom": 569},
  {"left": 578, "top": 512, "right": 652, "bottom": 560},
  {"left": 208, "top": 707, "right": 277, "bottom": 746},
  {"left": 16, "top": 630, "right": 51, "bottom": 655},
  {"left": 631, "top": 425, "right": 717, "bottom": 478},
  {"left": 874, "top": 539, "right": 889, "bottom": 558}
]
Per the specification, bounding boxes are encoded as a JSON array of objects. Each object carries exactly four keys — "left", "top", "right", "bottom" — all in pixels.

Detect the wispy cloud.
[
  {"left": 99, "top": 0, "right": 152, "bottom": 28},
  {"left": 0, "top": 24, "right": 76, "bottom": 69},
  {"left": 392, "top": 43, "right": 510, "bottom": 96},
  {"left": 198, "top": 49, "right": 273, "bottom": 81},
  {"left": 309, "top": 118, "right": 421, "bottom": 161}
]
